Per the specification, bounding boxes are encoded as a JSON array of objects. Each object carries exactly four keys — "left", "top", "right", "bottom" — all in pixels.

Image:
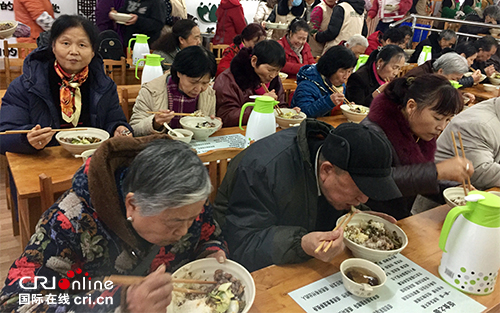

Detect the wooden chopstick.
[
  {"left": 103, "top": 275, "right": 215, "bottom": 294},
  {"left": 261, "top": 83, "right": 284, "bottom": 116},
  {"left": 147, "top": 111, "right": 194, "bottom": 116},
  {"left": 314, "top": 207, "right": 356, "bottom": 253},
  {"left": 457, "top": 131, "right": 473, "bottom": 192},
  {"left": 329, "top": 84, "right": 354, "bottom": 108},
  {"left": 323, "top": 207, "right": 356, "bottom": 253},
  {"left": 0, "top": 128, "right": 88, "bottom": 134},
  {"left": 451, "top": 132, "right": 469, "bottom": 196},
  {"left": 173, "top": 287, "right": 207, "bottom": 294}
]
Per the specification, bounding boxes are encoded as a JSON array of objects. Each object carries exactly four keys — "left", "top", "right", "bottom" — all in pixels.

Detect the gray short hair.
[
  {"left": 123, "top": 139, "right": 211, "bottom": 216},
  {"left": 438, "top": 29, "right": 457, "bottom": 41},
  {"left": 432, "top": 52, "right": 468, "bottom": 75},
  {"left": 346, "top": 34, "right": 369, "bottom": 48},
  {"left": 484, "top": 5, "right": 500, "bottom": 21}
]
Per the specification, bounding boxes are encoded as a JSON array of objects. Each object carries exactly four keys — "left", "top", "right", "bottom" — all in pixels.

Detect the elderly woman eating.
[
  {"left": 0, "top": 137, "right": 227, "bottom": 312},
  {"left": 130, "top": 45, "right": 218, "bottom": 134},
  {"left": 292, "top": 45, "right": 357, "bottom": 117},
  {"left": 0, "top": 15, "right": 132, "bottom": 155}
]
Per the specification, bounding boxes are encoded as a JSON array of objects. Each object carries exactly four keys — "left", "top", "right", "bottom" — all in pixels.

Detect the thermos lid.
[
  {"left": 144, "top": 54, "right": 164, "bottom": 66},
  {"left": 465, "top": 191, "right": 500, "bottom": 228},
  {"left": 134, "top": 34, "right": 150, "bottom": 43},
  {"left": 253, "top": 96, "right": 278, "bottom": 114}
]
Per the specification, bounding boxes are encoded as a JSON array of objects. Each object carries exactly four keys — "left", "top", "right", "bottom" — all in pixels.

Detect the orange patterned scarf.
[{"left": 54, "top": 61, "right": 89, "bottom": 127}]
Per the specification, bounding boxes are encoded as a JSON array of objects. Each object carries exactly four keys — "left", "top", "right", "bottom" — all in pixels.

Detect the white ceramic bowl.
[
  {"left": 337, "top": 213, "right": 408, "bottom": 262},
  {"left": 56, "top": 127, "right": 109, "bottom": 155},
  {"left": 403, "top": 49, "right": 415, "bottom": 58},
  {"left": 168, "top": 129, "right": 193, "bottom": 143},
  {"left": 277, "top": 22, "right": 288, "bottom": 30},
  {"left": 340, "top": 104, "right": 369, "bottom": 123},
  {"left": 489, "top": 74, "right": 500, "bottom": 85},
  {"left": 443, "top": 186, "right": 467, "bottom": 207},
  {"left": 340, "top": 258, "right": 387, "bottom": 298},
  {"left": 463, "top": 96, "right": 471, "bottom": 105},
  {"left": 274, "top": 108, "right": 306, "bottom": 129},
  {"left": 463, "top": 72, "right": 487, "bottom": 84},
  {"left": 110, "top": 12, "right": 133, "bottom": 24},
  {"left": 0, "top": 21, "right": 18, "bottom": 39},
  {"left": 76, "top": 149, "right": 97, "bottom": 164},
  {"left": 167, "top": 258, "right": 255, "bottom": 313},
  {"left": 179, "top": 116, "right": 222, "bottom": 141},
  {"left": 483, "top": 83, "right": 499, "bottom": 93},
  {"left": 278, "top": 72, "right": 288, "bottom": 81}
]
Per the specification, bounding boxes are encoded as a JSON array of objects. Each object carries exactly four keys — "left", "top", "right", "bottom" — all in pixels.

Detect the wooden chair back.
[
  {"left": 282, "top": 81, "right": 297, "bottom": 104},
  {"left": 118, "top": 84, "right": 142, "bottom": 121},
  {"left": 198, "top": 148, "right": 244, "bottom": 203},
  {"left": 39, "top": 173, "right": 73, "bottom": 212},
  {"left": 103, "top": 57, "right": 127, "bottom": 85},
  {"left": 3, "top": 41, "right": 38, "bottom": 86},
  {"left": 210, "top": 43, "right": 229, "bottom": 64},
  {"left": 399, "top": 63, "right": 418, "bottom": 77}
]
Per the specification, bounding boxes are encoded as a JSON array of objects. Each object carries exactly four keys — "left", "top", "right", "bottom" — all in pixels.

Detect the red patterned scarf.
[{"left": 54, "top": 61, "right": 89, "bottom": 127}]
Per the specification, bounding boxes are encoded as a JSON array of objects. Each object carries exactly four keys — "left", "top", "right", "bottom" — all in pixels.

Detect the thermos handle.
[
  {"left": 439, "top": 205, "right": 473, "bottom": 253},
  {"left": 128, "top": 38, "right": 136, "bottom": 58},
  {"left": 239, "top": 102, "right": 255, "bottom": 130},
  {"left": 135, "top": 59, "right": 146, "bottom": 79}
]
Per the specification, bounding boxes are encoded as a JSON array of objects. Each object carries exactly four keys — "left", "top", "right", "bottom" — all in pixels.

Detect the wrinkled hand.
[
  {"left": 126, "top": 264, "right": 173, "bottom": 313},
  {"left": 209, "top": 115, "right": 223, "bottom": 130},
  {"left": 27, "top": 125, "right": 55, "bottom": 150},
  {"left": 462, "top": 92, "right": 475, "bottom": 103},
  {"left": 301, "top": 229, "right": 345, "bottom": 263},
  {"left": 330, "top": 92, "right": 345, "bottom": 106},
  {"left": 485, "top": 65, "right": 496, "bottom": 77},
  {"left": 108, "top": 9, "right": 118, "bottom": 20},
  {"left": 126, "top": 14, "right": 138, "bottom": 26},
  {"left": 206, "top": 250, "right": 227, "bottom": 263},
  {"left": 114, "top": 126, "right": 132, "bottom": 137},
  {"left": 471, "top": 70, "right": 482, "bottom": 84},
  {"left": 292, "top": 107, "right": 301, "bottom": 113},
  {"left": 436, "top": 156, "right": 474, "bottom": 182},
  {"left": 264, "top": 90, "right": 278, "bottom": 100},
  {"left": 153, "top": 110, "right": 175, "bottom": 131}
]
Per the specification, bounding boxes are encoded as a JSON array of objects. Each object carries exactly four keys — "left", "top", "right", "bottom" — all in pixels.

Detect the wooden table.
[
  {"left": 462, "top": 84, "right": 500, "bottom": 103},
  {"left": 6, "top": 115, "right": 348, "bottom": 247},
  {"left": 249, "top": 205, "right": 499, "bottom": 313}
]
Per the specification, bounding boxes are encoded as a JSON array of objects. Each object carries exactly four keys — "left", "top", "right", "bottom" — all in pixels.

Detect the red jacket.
[
  {"left": 367, "top": 0, "right": 412, "bottom": 20},
  {"left": 216, "top": 44, "right": 241, "bottom": 77},
  {"left": 278, "top": 36, "right": 316, "bottom": 78},
  {"left": 213, "top": 0, "right": 247, "bottom": 45},
  {"left": 365, "top": 31, "right": 381, "bottom": 55}
]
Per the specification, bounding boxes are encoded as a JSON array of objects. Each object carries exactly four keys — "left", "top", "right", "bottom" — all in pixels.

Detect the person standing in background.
[
  {"left": 13, "top": 0, "right": 54, "bottom": 43},
  {"left": 214, "top": 0, "right": 247, "bottom": 45},
  {"left": 96, "top": 0, "right": 125, "bottom": 42},
  {"left": 266, "top": 0, "right": 307, "bottom": 40},
  {"left": 164, "top": 0, "right": 187, "bottom": 26},
  {"left": 308, "top": 0, "right": 336, "bottom": 57},
  {"left": 367, "top": 0, "right": 412, "bottom": 33},
  {"left": 254, "top": 0, "right": 279, "bottom": 38},
  {"left": 304, "top": 0, "right": 321, "bottom": 20}
]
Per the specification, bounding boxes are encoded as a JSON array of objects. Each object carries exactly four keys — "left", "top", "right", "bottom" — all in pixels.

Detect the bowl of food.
[
  {"left": 168, "top": 129, "right": 193, "bottom": 143},
  {"left": 443, "top": 186, "right": 467, "bottom": 207},
  {"left": 56, "top": 127, "right": 109, "bottom": 155},
  {"left": 180, "top": 116, "right": 222, "bottom": 141},
  {"left": 167, "top": 258, "right": 255, "bottom": 313},
  {"left": 274, "top": 108, "right": 306, "bottom": 129},
  {"left": 278, "top": 72, "right": 288, "bottom": 81},
  {"left": 338, "top": 213, "right": 407, "bottom": 262},
  {"left": 340, "top": 104, "right": 369, "bottom": 123},
  {"left": 483, "top": 83, "right": 499, "bottom": 93},
  {"left": 0, "top": 21, "right": 18, "bottom": 39},
  {"left": 463, "top": 71, "right": 487, "bottom": 84},
  {"left": 403, "top": 49, "right": 415, "bottom": 59},
  {"left": 340, "top": 258, "right": 387, "bottom": 298},
  {"left": 277, "top": 22, "right": 288, "bottom": 30},
  {"left": 489, "top": 73, "right": 500, "bottom": 85},
  {"left": 109, "top": 12, "right": 133, "bottom": 24}
]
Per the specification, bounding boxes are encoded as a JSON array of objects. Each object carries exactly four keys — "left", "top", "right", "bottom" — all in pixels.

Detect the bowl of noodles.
[
  {"left": 337, "top": 213, "right": 408, "bottom": 262},
  {"left": 340, "top": 104, "right": 369, "bottom": 123},
  {"left": 56, "top": 127, "right": 109, "bottom": 155},
  {"left": 274, "top": 108, "right": 306, "bottom": 129},
  {"left": 167, "top": 258, "right": 255, "bottom": 313},
  {"left": 0, "top": 21, "right": 18, "bottom": 39}
]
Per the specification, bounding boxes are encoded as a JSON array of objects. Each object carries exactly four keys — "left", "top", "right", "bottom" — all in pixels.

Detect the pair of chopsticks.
[
  {"left": 261, "top": 83, "right": 284, "bottom": 116},
  {"left": 103, "top": 275, "right": 216, "bottom": 294},
  {"left": 328, "top": 84, "right": 354, "bottom": 109},
  {"left": 147, "top": 111, "right": 194, "bottom": 116},
  {"left": 451, "top": 131, "right": 472, "bottom": 196},
  {"left": 314, "top": 206, "right": 357, "bottom": 254},
  {"left": 0, "top": 128, "right": 87, "bottom": 135}
]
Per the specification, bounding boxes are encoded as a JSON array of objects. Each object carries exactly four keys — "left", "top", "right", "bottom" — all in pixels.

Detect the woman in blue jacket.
[
  {"left": 291, "top": 45, "right": 356, "bottom": 117},
  {"left": 0, "top": 15, "right": 132, "bottom": 155}
]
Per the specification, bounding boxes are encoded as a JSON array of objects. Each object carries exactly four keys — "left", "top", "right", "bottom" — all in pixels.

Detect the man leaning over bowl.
[
  {"left": 0, "top": 136, "right": 228, "bottom": 313},
  {"left": 213, "top": 120, "right": 402, "bottom": 272}
]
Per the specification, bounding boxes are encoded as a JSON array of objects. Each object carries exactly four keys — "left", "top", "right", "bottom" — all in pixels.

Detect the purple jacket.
[{"left": 96, "top": 0, "right": 125, "bottom": 42}]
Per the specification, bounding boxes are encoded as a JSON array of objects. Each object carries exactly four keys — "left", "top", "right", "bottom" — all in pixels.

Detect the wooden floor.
[{"left": 0, "top": 161, "right": 23, "bottom": 289}]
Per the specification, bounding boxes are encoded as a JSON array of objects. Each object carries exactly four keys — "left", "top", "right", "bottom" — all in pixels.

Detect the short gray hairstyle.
[
  {"left": 123, "top": 139, "right": 211, "bottom": 216},
  {"left": 438, "top": 29, "right": 457, "bottom": 41},
  {"left": 432, "top": 52, "right": 468, "bottom": 75},
  {"left": 484, "top": 5, "right": 500, "bottom": 21},
  {"left": 346, "top": 34, "right": 369, "bottom": 48}
]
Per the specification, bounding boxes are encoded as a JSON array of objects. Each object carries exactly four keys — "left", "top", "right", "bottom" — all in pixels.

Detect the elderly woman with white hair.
[
  {"left": 342, "top": 34, "right": 369, "bottom": 59},
  {"left": 0, "top": 136, "right": 227, "bottom": 313}
]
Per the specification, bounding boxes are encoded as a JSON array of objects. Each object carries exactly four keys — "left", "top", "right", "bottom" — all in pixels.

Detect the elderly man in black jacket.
[{"left": 213, "top": 119, "right": 401, "bottom": 271}]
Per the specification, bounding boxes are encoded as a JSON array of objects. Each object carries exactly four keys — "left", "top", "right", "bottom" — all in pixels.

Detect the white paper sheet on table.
[
  {"left": 190, "top": 134, "right": 246, "bottom": 154},
  {"left": 288, "top": 254, "right": 487, "bottom": 313}
]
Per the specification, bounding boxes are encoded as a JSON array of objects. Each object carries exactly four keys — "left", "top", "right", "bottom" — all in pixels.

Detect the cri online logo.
[{"left": 20, "top": 268, "right": 113, "bottom": 291}]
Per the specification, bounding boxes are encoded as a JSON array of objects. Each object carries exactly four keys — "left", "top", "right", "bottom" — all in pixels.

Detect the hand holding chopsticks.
[
  {"left": 260, "top": 83, "right": 283, "bottom": 116},
  {"left": 0, "top": 128, "right": 87, "bottom": 135},
  {"left": 314, "top": 207, "right": 356, "bottom": 254},
  {"left": 327, "top": 84, "right": 354, "bottom": 109},
  {"left": 104, "top": 274, "right": 215, "bottom": 294}
]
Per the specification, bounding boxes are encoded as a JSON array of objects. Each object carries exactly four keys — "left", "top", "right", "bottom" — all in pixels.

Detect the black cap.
[{"left": 322, "top": 123, "right": 401, "bottom": 201}]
